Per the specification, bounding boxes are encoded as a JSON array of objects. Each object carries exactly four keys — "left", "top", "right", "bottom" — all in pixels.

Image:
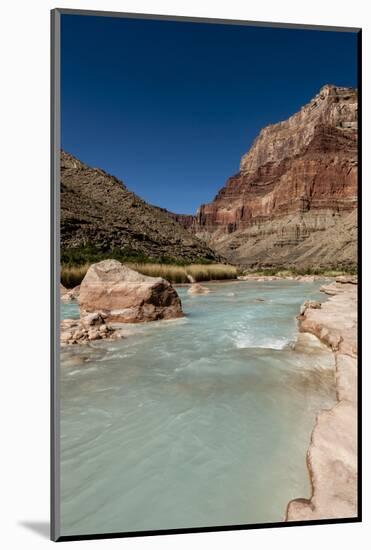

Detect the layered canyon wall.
[{"left": 191, "top": 85, "right": 358, "bottom": 269}]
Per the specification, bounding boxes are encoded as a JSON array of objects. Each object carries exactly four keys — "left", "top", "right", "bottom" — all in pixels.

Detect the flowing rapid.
[{"left": 60, "top": 280, "right": 335, "bottom": 536}]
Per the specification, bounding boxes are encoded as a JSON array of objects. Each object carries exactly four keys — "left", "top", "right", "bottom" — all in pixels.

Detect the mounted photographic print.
[{"left": 51, "top": 9, "right": 361, "bottom": 542}]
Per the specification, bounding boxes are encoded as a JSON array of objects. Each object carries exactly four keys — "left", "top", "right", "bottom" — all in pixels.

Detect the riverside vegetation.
[
  {"left": 61, "top": 262, "right": 238, "bottom": 288},
  {"left": 61, "top": 261, "right": 356, "bottom": 288}
]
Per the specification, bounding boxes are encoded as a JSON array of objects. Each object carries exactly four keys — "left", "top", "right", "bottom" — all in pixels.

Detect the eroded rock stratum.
[{"left": 188, "top": 85, "right": 357, "bottom": 269}]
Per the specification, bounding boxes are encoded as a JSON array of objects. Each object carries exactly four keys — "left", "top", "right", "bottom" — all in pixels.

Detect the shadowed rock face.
[
  {"left": 78, "top": 259, "right": 183, "bottom": 323},
  {"left": 60, "top": 151, "right": 219, "bottom": 264},
  {"left": 191, "top": 85, "right": 358, "bottom": 269}
]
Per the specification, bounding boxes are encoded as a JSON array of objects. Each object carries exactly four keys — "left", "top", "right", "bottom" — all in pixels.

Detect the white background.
[{"left": 0, "top": 0, "right": 369, "bottom": 548}]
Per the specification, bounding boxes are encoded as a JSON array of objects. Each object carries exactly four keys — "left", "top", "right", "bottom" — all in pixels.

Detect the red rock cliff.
[{"left": 193, "top": 85, "right": 358, "bottom": 268}]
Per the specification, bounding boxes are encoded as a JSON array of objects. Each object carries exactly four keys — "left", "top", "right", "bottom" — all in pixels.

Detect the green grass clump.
[{"left": 61, "top": 245, "right": 220, "bottom": 269}]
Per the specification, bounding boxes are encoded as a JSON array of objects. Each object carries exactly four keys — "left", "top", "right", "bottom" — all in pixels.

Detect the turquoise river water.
[{"left": 60, "top": 280, "right": 335, "bottom": 536}]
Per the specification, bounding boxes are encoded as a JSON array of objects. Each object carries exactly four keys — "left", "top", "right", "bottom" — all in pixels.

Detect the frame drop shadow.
[{"left": 19, "top": 521, "right": 49, "bottom": 539}]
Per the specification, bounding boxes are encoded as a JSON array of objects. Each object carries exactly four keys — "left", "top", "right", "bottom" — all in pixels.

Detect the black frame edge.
[
  {"left": 356, "top": 27, "right": 362, "bottom": 524},
  {"left": 55, "top": 517, "right": 362, "bottom": 543},
  {"left": 53, "top": 7, "right": 361, "bottom": 33}
]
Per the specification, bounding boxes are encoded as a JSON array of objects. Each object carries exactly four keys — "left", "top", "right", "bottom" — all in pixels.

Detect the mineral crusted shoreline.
[{"left": 286, "top": 278, "right": 358, "bottom": 521}]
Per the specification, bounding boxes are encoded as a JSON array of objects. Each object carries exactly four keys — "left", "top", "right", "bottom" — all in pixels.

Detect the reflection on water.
[{"left": 60, "top": 280, "right": 335, "bottom": 536}]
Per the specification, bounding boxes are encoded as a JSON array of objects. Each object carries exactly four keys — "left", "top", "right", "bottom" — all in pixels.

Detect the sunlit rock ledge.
[{"left": 286, "top": 278, "right": 358, "bottom": 521}]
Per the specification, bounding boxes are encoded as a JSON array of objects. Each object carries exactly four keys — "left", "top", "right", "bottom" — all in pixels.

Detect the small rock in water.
[
  {"left": 297, "top": 275, "right": 315, "bottom": 282},
  {"left": 60, "top": 316, "right": 117, "bottom": 346},
  {"left": 80, "top": 312, "right": 107, "bottom": 328},
  {"left": 188, "top": 283, "right": 210, "bottom": 295},
  {"left": 60, "top": 284, "right": 80, "bottom": 302}
]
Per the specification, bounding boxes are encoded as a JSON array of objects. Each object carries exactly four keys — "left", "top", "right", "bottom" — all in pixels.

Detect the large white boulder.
[{"left": 79, "top": 259, "right": 183, "bottom": 323}]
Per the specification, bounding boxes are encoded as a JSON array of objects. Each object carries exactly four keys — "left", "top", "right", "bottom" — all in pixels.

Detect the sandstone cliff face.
[
  {"left": 193, "top": 85, "right": 358, "bottom": 269},
  {"left": 60, "top": 151, "right": 219, "bottom": 263}
]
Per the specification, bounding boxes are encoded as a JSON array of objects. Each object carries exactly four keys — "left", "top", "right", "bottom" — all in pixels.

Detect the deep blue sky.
[{"left": 61, "top": 15, "right": 358, "bottom": 214}]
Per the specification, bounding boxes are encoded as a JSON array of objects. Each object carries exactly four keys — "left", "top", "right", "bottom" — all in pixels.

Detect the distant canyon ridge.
[
  {"left": 61, "top": 84, "right": 358, "bottom": 269},
  {"left": 60, "top": 151, "right": 220, "bottom": 264}
]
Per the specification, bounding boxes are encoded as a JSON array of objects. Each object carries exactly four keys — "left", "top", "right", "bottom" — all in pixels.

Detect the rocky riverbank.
[{"left": 286, "top": 277, "right": 358, "bottom": 521}]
